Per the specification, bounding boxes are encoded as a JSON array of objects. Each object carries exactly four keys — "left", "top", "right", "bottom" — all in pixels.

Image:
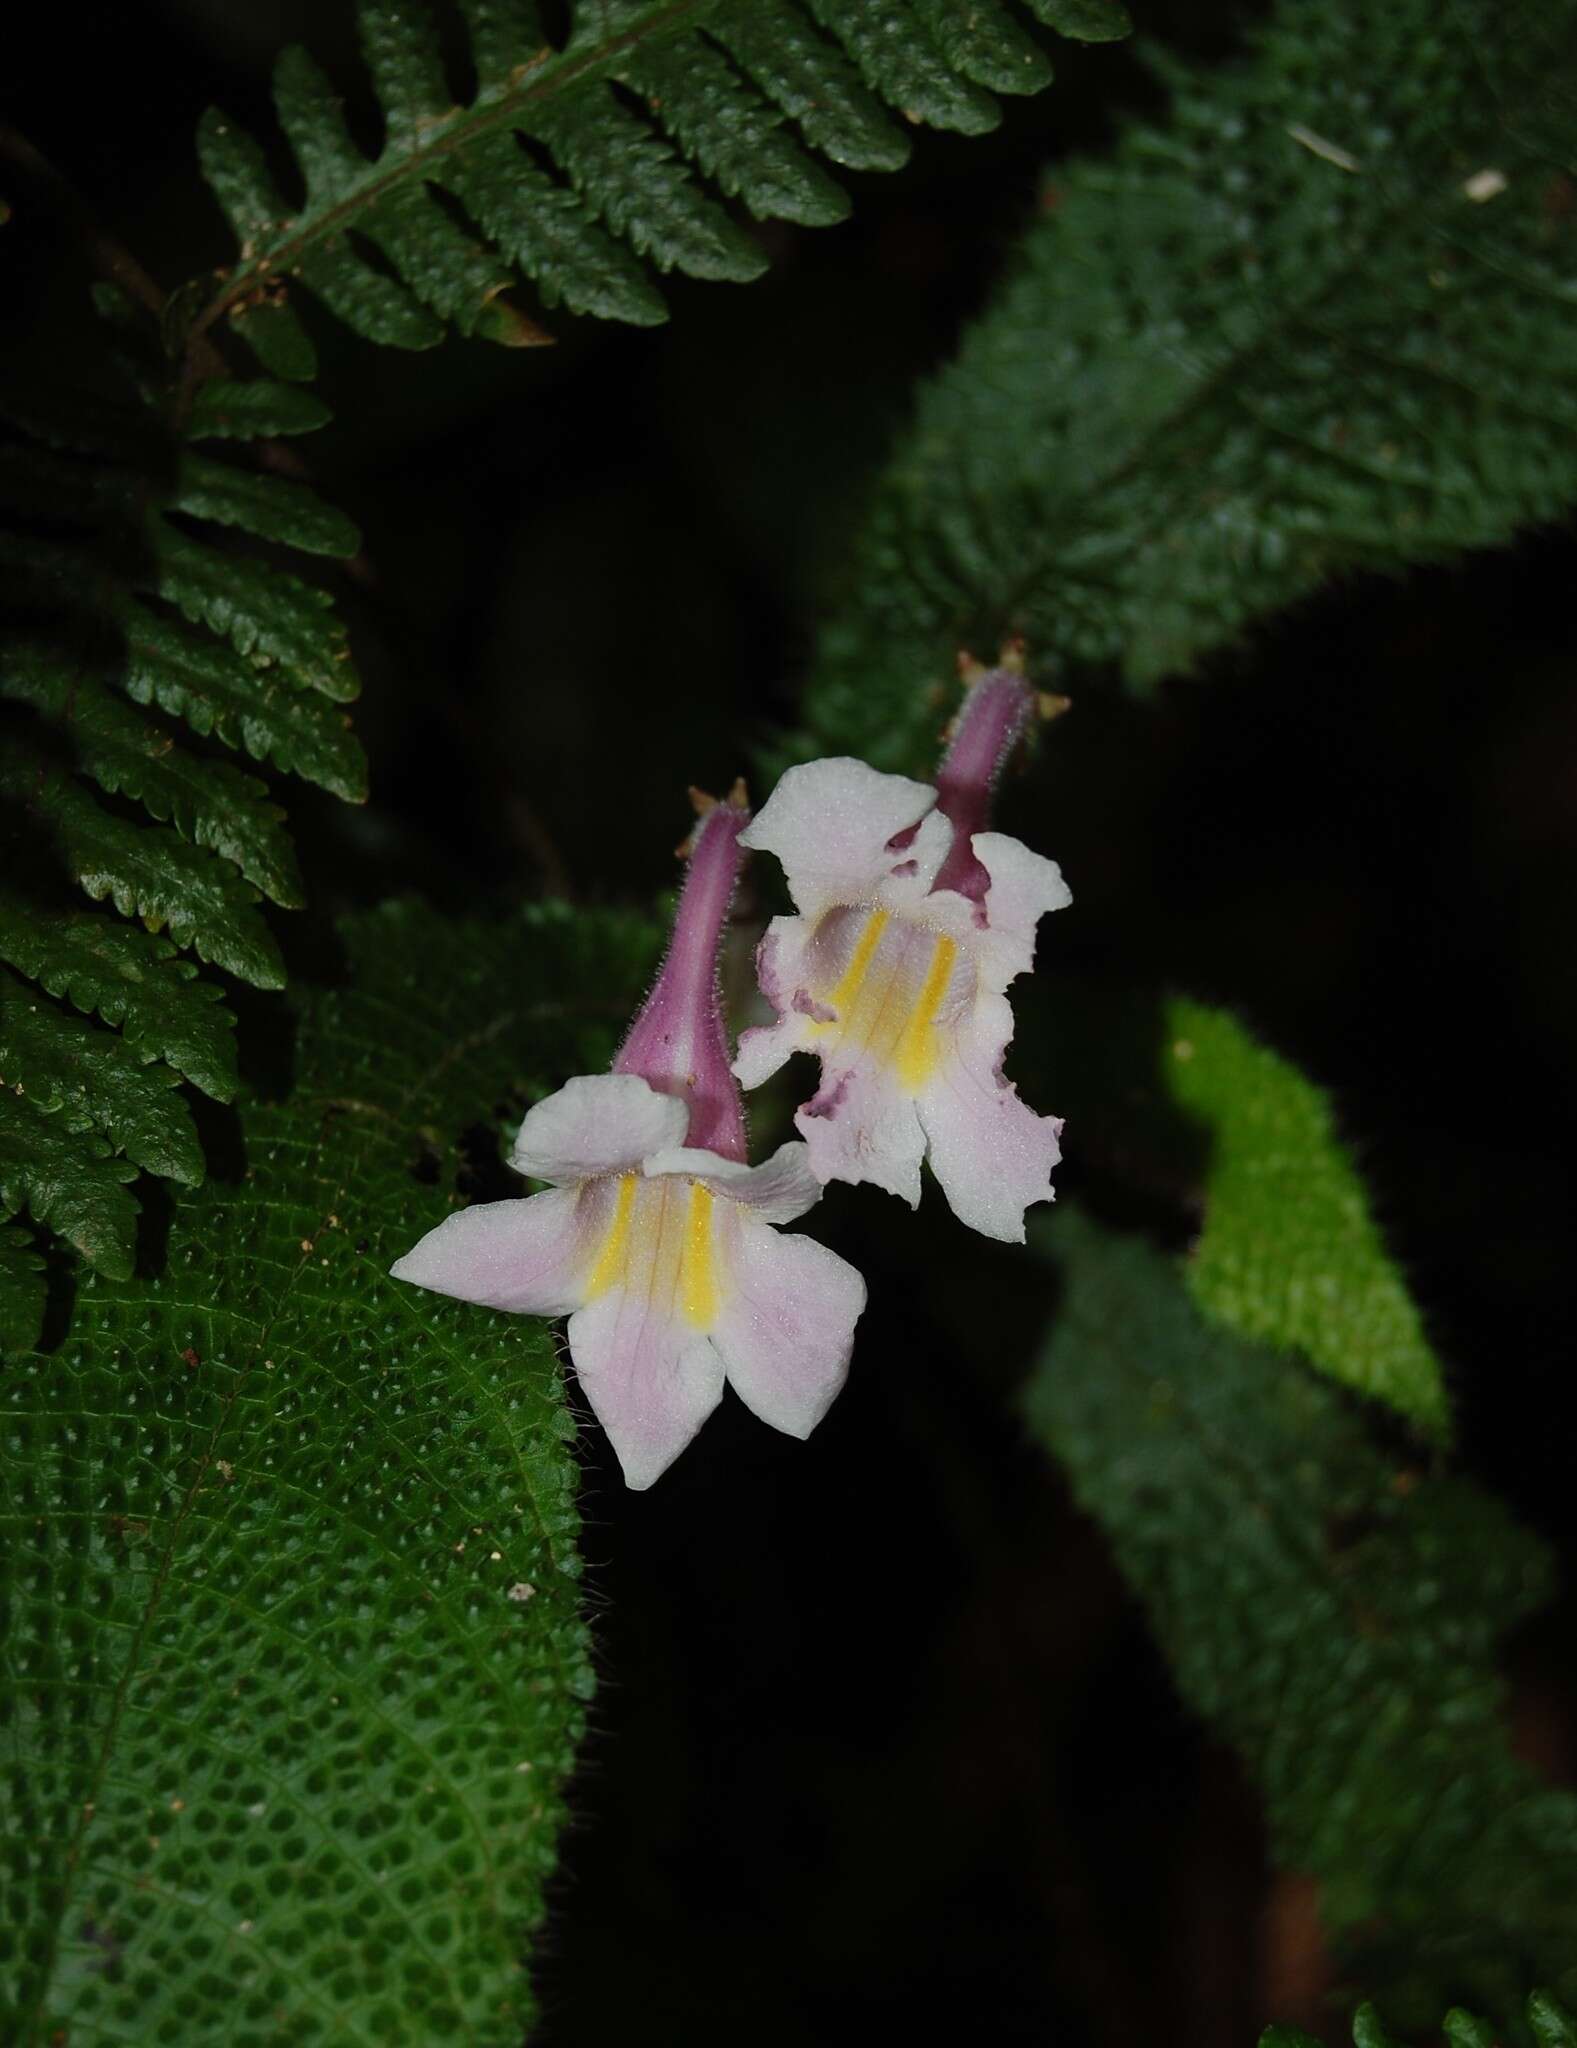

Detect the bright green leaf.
[{"left": 1164, "top": 997, "right": 1450, "bottom": 1438}]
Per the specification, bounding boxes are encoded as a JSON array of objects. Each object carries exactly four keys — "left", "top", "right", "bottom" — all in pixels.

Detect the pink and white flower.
[
  {"left": 734, "top": 664, "right": 1071, "bottom": 1243},
  {"left": 392, "top": 794, "right": 866, "bottom": 1490}
]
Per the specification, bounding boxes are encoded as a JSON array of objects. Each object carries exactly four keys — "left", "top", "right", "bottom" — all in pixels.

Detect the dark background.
[{"left": 9, "top": 2, "right": 1577, "bottom": 2040}]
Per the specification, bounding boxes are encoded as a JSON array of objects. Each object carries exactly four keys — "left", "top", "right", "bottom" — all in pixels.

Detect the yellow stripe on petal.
[
  {"left": 895, "top": 934, "right": 958, "bottom": 1093},
  {"left": 587, "top": 1172, "right": 637, "bottom": 1299},
  {"left": 826, "top": 907, "right": 889, "bottom": 1021},
  {"left": 680, "top": 1181, "right": 719, "bottom": 1328}
]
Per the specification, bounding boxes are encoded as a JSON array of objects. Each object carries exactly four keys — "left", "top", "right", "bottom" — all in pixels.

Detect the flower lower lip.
[{"left": 807, "top": 907, "right": 960, "bottom": 1094}]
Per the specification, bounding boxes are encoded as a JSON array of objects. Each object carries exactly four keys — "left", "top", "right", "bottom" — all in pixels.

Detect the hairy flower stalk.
[
  {"left": 734, "top": 652, "right": 1070, "bottom": 1242},
  {"left": 392, "top": 788, "right": 866, "bottom": 1490}
]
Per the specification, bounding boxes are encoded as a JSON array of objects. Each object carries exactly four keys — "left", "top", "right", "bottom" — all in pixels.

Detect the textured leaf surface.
[
  {"left": 192, "top": 0, "right": 1119, "bottom": 354},
  {"left": 0, "top": 898, "right": 660, "bottom": 2044},
  {"left": 1165, "top": 998, "right": 1450, "bottom": 1437},
  {"left": 799, "top": 0, "right": 1577, "bottom": 770},
  {"left": 1027, "top": 1209, "right": 1577, "bottom": 2030},
  {"left": 0, "top": 1218, "right": 46, "bottom": 1354}
]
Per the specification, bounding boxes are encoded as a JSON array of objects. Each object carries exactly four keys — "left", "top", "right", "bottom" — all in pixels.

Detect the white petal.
[
  {"left": 916, "top": 992, "right": 1061, "bottom": 1242},
  {"left": 876, "top": 806, "right": 955, "bottom": 905},
  {"left": 390, "top": 1186, "right": 593, "bottom": 1313},
  {"left": 566, "top": 1291, "right": 726, "bottom": 1491},
  {"left": 974, "top": 832, "right": 1072, "bottom": 986},
  {"left": 796, "top": 1061, "right": 927, "bottom": 1208},
  {"left": 733, "top": 1015, "right": 803, "bottom": 1091},
  {"left": 742, "top": 757, "right": 939, "bottom": 916},
  {"left": 510, "top": 1072, "right": 689, "bottom": 1185},
  {"left": 733, "top": 919, "right": 817, "bottom": 1090},
  {"left": 711, "top": 1215, "right": 866, "bottom": 1439},
  {"left": 643, "top": 1139, "right": 823, "bottom": 1225}
]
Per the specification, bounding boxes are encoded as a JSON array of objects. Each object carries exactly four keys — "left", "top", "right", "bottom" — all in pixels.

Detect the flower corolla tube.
[
  {"left": 734, "top": 659, "right": 1071, "bottom": 1242},
  {"left": 392, "top": 789, "right": 867, "bottom": 1490}
]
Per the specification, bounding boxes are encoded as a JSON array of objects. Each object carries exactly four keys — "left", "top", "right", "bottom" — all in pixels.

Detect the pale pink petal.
[
  {"left": 390, "top": 1185, "right": 594, "bottom": 1314},
  {"left": 733, "top": 916, "right": 818, "bottom": 1089},
  {"left": 642, "top": 1139, "right": 823, "bottom": 1225},
  {"left": 750, "top": 913, "right": 816, "bottom": 1016},
  {"left": 742, "top": 757, "right": 939, "bottom": 917},
  {"left": 711, "top": 1214, "right": 866, "bottom": 1439},
  {"left": 973, "top": 832, "right": 1073, "bottom": 986},
  {"left": 916, "top": 992, "right": 1061, "bottom": 1242},
  {"left": 796, "top": 1061, "right": 927, "bottom": 1208},
  {"left": 566, "top": 1289, "right": 726, "bottom": 1490},
  {"left": 510, "top": 1072, "right": 689, "bottom": 1185}
]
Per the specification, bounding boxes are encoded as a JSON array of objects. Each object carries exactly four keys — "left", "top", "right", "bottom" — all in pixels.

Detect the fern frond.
[
  {"left": 0, "top": 965, "right": 201, "bottom": 1186},
  {"left": 190, "top": 0, "right": 1128, "bottom": 362},
  {"left": 0, "top": 893, "right": 235, "bottom": 1101},
  {"left": 1028, "top": 1210, "right": 1577, "bottom": 2029},
  {"left": 0, "top": 299, "right": 364, "bottom": 1289},
  {"left": 1262, "top": 1987, "right": 1577, "bottom": 2048},
  {"left": 797, "top": 0, "right": 1577, "bottom": 770}
]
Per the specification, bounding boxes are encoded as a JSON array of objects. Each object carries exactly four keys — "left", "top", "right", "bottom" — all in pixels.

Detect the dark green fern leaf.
[
  {"left": 192, "top": 0, "right": 1120, "bottom": 359},
  {"left": 0, "top": 898, "right": 659, "bottom": 2044},
  {"left": 0, "top": 757, "right": 283, "bottom": 988},
  {"left": 1260, "top": 1989, "right": 1577, "bottom": 2048},
  {"left": 2, "top": 653, "right": 300, "bottom": 906},
  {"left": 0, "top": 966, "right": 202, "bottom": 1186},
  {"left": 0, "top": 894, "right": 235, "bottom": 1102},
  {"left": 797, "top": 0, "right": 1577, "bottom": 771},
  {"left": 1027, "top": 1209, "right": 1577, "bottom": 2033},
  {"left": 0, "top": 300, "right": 364, "bottom": 1281},
  {"left": 0, "top": 1092, "right": 139, "bottom": 1281}
]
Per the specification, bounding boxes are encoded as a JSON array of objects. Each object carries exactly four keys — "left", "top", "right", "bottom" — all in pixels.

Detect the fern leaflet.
[{"left": 0, "top": 291, "right": 366, "bottom": 1288}]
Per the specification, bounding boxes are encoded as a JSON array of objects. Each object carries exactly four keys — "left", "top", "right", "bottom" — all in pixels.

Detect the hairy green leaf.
[
  {"left": 1027, "top": 1209, "right": 1577, "bottom": 2030},
  {"left": 193, "top": 0, "right": 1120, "bottom": 356},
  {"left": 800, "top": 0, "right": 1577, "bottom": 770},
  {"left": 1165, "top": 998, "right": 1450, "bottom": 1437},
  {"left": 0, "top": 898, "right": 660, "bottom": 2043}
]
